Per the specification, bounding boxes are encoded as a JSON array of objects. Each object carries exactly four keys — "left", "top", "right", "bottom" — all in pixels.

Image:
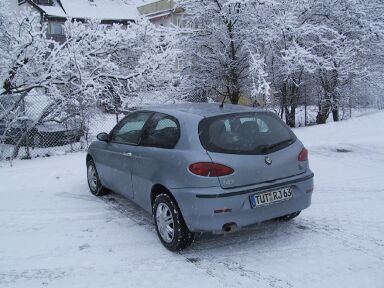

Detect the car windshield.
[{"left": 199, "top": 112, "right": 296, "bottom": 155}]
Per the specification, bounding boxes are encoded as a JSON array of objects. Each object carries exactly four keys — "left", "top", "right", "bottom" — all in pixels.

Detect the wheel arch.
[
  {"left": 86, "top": 153, "right": 93, "bottom": 164},
  {"left": 150, "top": 184, "right": 178, "bottom": 215}
]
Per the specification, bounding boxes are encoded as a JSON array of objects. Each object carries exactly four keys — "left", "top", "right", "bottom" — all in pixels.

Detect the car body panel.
[
  {"left": 171, "top": 172, "right": 314, "bottom": 232},
  {"left": 130, "top": 146, "right": 218, "bottom": 212},
  {"left": 207, "top": 140, "right": 308, "bottom": 189},
  {"left": 90, "top": 141, "right": 135, "bottom": 198}
]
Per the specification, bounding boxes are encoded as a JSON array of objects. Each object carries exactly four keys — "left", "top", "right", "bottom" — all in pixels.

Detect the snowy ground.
[{"left": 1, "top": 111, "right": 383, "bottom": 288}]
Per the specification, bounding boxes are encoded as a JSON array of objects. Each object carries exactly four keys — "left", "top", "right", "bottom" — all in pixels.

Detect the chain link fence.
[{"left": 0, "top": 93, "right": 123, "bottom": 161}]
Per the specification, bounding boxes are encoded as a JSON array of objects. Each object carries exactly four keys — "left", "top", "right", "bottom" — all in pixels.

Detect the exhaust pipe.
[{"left": 222, "top": 223, "right": 237, "bottom": 233}]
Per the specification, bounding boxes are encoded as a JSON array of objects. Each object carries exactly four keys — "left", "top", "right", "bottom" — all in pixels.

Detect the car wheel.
[
  {"left": 87, "top": 159, "right": 107, "bottom": 196},
  {"left": 277, "top": 211, "right": 301, "bottom": 221},
  {"left": 153, "top": 193, "right": 195, "bottom": 251}
]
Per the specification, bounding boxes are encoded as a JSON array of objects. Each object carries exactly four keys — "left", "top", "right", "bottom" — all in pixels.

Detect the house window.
[{"left": 48, "top": 23, "right": 64, "bottom": 35}]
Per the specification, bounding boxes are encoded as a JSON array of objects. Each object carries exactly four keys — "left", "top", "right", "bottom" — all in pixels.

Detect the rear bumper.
[{"left": 171, "top": 172, "right": 314, "bottom": 232}]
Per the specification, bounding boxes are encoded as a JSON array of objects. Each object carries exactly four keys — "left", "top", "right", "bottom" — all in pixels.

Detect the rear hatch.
[{"left": 199, "top": 111, "right": 306, "bottom": 189}]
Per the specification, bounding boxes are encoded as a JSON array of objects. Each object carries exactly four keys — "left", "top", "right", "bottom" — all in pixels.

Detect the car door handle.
[{"left": 123, "top": 152, "right": 132, "bottom": 157}]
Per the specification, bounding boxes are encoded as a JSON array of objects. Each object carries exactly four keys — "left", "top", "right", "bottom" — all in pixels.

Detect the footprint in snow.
[
  {"left": 82, "top": 228, "right": 93, "bottom": 233},
  {"left": 296, "top": 225, "right": 310, "bottom": 230},
  {"left": 186, "top": 257, "right": 201, "bottom": 263},
  {"left": 335, "top": 148, "right": 353, "bottom": 153},
  {"left": 79, "top": 243, "right": 90, "bottom": 251}
]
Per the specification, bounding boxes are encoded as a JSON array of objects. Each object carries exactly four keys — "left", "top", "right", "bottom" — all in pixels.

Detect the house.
[
  {"left": 137, "top": 0, "right": 184, "bottom": 27},
  {"left": 14, "top": 0, "right": 142, "bottom": 42},
  {"left": 8, "top": 1, "right": 184, "bottom": 43}
]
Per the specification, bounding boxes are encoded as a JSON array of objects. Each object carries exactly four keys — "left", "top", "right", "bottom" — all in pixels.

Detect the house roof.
[
  {"left": 36, "top": 0, "right": 141, "bottom": 21},
  {"left": 32, "top": 0, "right": 178, "bottom": 22},
  {"left": 59, "top": 0, "right": 139, "bottom": 21},
  {"left": 36, "top": 4, "right": 66, "bottom": 18}
]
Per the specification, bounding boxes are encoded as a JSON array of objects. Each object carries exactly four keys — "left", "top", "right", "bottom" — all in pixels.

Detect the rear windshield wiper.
[{"left": 261, "top": 138, "right": 294, "bottom": 153}]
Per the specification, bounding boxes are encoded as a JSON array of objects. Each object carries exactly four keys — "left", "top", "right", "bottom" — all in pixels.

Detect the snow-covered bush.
[{"left": 0, "top": 5, "right": 179, "bottom": 159}]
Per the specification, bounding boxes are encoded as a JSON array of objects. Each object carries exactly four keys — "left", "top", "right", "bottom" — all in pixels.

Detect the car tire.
[
  {"left": 277, "top": 211, "right": 301, "bottom": 221},
  {"left": 153, "top": 193, "right": 195, "bottom": 251},
  {"left": 87, "top": 159, "right": 107, "bottom": 196}
]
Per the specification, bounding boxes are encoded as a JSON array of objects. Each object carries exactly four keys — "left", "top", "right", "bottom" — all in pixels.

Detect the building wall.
[{"left": 137, "top": 0, "right": 186, "bottom": 27}]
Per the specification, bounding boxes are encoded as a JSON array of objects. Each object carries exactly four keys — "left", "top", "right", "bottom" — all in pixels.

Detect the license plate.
[{"left": 250, "top": 187, "right": 292, "bottom": 208}]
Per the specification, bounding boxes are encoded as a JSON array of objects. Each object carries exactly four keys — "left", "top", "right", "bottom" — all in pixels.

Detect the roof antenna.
[{"left": 219, "top": 95, "right": 227, "bottom": 109}]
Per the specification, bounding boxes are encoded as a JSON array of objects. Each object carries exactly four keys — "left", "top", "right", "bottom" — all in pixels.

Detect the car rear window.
[{"left": 198, "top": 112, "right": 296, "bottom": 155}]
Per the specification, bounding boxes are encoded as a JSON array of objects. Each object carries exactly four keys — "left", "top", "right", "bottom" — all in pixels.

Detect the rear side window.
[
  {"left": 199, "top": 112, "right": 296, "bottom": 155},
  {"left": 110, "top": 112, "right": 152, "bottom": 145},
  {"left": 140, "top": 113, "right": 180, "bottom": 149}
]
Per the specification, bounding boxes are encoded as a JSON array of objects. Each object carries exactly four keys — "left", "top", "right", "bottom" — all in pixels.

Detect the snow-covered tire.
[
  {"left": 153, "top": 193, "right": 194, "bottom": 251},
  {"left": 86, "top": 159, "right": 107, "bottom": 196},
  {"left": 277, "top": 211, "right": 301, "bottom": 221}
]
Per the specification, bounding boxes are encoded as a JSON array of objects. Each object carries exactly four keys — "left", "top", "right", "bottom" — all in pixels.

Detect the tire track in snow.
[
  {"left": 98, "top": 192, "right": 296, "bottom": 286},
  {"left": 294, "top": 217, "right": 384, "bottom": 261},
  {"left": 183, "top": 254, "right": 294, "bottom": 288},
  {"left": 99, "top": 192, "right": 155, "bottom": 232},
  {"left": 0, "top": 268, "right": 66, "bottom": 285},
  {"left": 96, "top": 188, "right": 384, "bottom": 286},
  {"left": 181, "top": 221, "right": 307, "bottom": 287}
]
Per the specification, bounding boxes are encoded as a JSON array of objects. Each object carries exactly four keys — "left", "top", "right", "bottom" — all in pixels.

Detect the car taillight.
[
  {"left": 298, "top": 147, "right": 308, "bottom": 161},
  {"left": 189, "top": 162, "right": 234, "bottom": 177}
]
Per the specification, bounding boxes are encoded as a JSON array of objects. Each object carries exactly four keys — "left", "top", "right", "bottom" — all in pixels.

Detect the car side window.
[
  {"left": 110, "top": 112, "right": 152, "bottom": 145},
  {"left": 140, "top": 113, "right": 180, "bottom": 149}
]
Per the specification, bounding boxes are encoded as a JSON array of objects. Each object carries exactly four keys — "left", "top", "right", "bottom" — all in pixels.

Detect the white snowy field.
[{"left": 0, "top": 111, "right": 383, "bottom": 288}]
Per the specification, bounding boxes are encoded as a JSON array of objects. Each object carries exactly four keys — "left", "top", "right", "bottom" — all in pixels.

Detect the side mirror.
[{"left": 97, "top": 132, "right": 109, "bottom": 142}]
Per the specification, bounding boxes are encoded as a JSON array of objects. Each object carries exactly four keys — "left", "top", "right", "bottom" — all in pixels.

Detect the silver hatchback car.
[{"left": 86, "top": 103, "right": 314, "bottom": 251}]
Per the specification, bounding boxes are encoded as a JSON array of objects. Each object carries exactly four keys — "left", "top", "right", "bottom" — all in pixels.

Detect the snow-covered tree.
[
  {"left": 0, "top": 5, "right": 179, "bottom": 158},
  {"left": 176, "top": 0, "right": 272, "bottom": 105},
  {"left": 0, "top": 7, "right": 59, "bottom": 157},
  {"left": 301, "top": 0, "right": 384, "bottom": 123},
  {"left": 177, "top": 0, "right": 384, "bottom": 126},
  {"left": 264, "top": 0, "right": 344, "bottom": 126}
]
